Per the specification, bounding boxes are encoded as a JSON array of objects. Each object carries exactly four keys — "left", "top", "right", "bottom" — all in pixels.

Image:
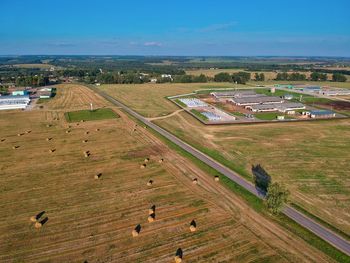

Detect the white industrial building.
[
  {"left": 247, "top": 102, "right": 305, "bottom": 113},
  {"left": 321, "top": 89, "right": 350, "bottom": 96},
  {"left": 229, "top": 95, "right": 284, "bottom": 106},
  {"left": 0, "top": 95, "right": 31, "bottom": 110}
]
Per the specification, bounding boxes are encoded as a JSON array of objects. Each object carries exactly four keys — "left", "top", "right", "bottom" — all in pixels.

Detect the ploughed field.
[
  {"left": 0, "top": 84, "right": 332, "bottom": 262},
  {"left": 101, "top": 83, "right": 350, "bottom": 236}
]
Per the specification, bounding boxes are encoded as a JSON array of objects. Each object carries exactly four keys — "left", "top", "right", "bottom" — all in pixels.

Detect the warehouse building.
[
  {"left": 321, "top": 89, "right": 350, "bottom": 96},
  {"left": 247, "top": 102, "right": 305, "bottom": 113},
  {"left": 210, "top": 90, "right": 257, "bottom": 99},
  {"left": 229, "top": 95, "right": 284, "bottom": 106},
  {"left": 0, "top": 95, "right": 31, "bottom": 110},
  {"left": 309, "top": 110, "right": 336, "bottom": 118}
]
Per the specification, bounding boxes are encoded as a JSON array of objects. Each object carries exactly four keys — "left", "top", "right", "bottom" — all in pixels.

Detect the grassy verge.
[
  {"left": 290, "top": 203, "right": 350, "bottom": 241},
  {"left": 190, "top": 109, "right": 208, "bottom": 121},
  {"left": 174, "top": 99, "right": 188, "bottom": 108},
  {"left": 64, "top": 108, "right": 119, "bottom": 122}
]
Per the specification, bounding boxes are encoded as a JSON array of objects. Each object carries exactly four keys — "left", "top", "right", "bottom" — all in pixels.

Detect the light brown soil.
[{"left": 0, "top": 84, "right": 333, "bottom": 262}]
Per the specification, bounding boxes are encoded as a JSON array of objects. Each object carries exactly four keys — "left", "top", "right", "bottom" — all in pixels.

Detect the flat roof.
[
  {"left": 211, "top": 90, "right": 257, "bottom": 97},
  {"left": 231, "top": 96, "right": 284, "bottom": 104},
  {"left": 0, "top": 95, "right": 30, "bottom": 100},
  {"left": 310, "top": 110, "right": 335, "bottom": 115}
]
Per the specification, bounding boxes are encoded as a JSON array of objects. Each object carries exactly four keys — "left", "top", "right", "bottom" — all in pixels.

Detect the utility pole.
[{"left": 90, "top": 103, "right": 93, "bottom": 111}]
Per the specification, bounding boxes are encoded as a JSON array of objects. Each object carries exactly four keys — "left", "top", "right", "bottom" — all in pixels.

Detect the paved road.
[{"left": 88, "top": 85, "right": 350, "bottom": 256}]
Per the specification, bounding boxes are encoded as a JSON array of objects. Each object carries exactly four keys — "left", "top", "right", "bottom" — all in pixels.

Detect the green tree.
[
  {"left": 193, "top": 74, "right": 208, "bottom": 83},
  {"left": 332, "top": 73, "right": 347, "bottom": 82},
  {"left": 265, "top": 182, "right": 290, "bottom": 214},
  {"left": 214, "top": 72, "right": 232, "bottom": 82},
  {"left": 276, "top": 72, "right": 289, "bottom": 80},
  {"left": 259, "top": 73, "right": 265, "bottom": 81},
  {"left": 232, "top": 72, "right": 250, "bottom": 84},
  {"left": 310, "top": 72, "right": 327, "bottom": 81}
]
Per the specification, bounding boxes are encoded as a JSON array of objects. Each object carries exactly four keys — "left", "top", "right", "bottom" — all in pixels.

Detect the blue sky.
[{"left": 1, "top": 0, "right": 350, "bottom": 56}]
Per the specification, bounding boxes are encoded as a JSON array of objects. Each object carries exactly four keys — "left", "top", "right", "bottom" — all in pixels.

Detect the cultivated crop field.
[
  {"left": 0, "top": 84, "right": 330, "bottom": 262},
  {"left": 101, "top": 83, "right": 350, "bottom": 236}
]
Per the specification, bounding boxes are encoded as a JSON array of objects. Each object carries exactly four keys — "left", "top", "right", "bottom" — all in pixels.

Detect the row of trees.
[
  {"left": 276, "top": 72, "right": 347, "bottom": 82},
  {"left": 214, "top": 72, "right": 251, "bottom": 84},
  {"left": 15, "top": 75, "right": 50, "bottom": 87}
]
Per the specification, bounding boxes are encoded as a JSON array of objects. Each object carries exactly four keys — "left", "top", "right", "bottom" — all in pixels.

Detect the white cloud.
[
  {"left": 143, "top": 41, "right": 162, "bottom": 47},
  {"left": 198, "top": 21, "right": 237, "bottom": 33}
]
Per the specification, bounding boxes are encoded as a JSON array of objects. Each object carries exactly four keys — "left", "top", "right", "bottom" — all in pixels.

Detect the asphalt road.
[{"left": 88, "top": 85, "right": 350, "bottom": 256}]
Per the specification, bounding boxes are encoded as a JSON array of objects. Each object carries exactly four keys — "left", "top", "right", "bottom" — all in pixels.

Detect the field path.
[{"left": 146, "top": 109, "right": 184, "bottom": 121}]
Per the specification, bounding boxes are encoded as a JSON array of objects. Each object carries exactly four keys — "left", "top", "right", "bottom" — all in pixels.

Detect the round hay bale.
[
  {"left": 95, "top": 128, "right": 100, "bottom": 132},
  {"left": 214, "top": 176, "right": 220, "bottom": 182},
  {"left": 190, "top": 225, "right": 196, "bottom": 232},
  {"left": 133, "top": 128, "right": 136, "bottom": 132},
  {"left": 158, "top": 158, "right": 164, "bottom": 163},
  {"left": 85, "top": 131, "right": 89, "bottom": 135},
  {"left": 131, "top": 229, "right": 139, "bottom": 237},
  {"left": 49, "top": 149, "right": 55, "bottom": 153},
  {"left": 46, "top": 138, "right": 51, "bottom": 141},
  {"left": 66, "top": 130, "right": 70, "bottom": 134},
  {"left": 144, "top": 158, "right": 150, "bottom": 163},
  {"left": 12, "top": 146, "right": 19, "bottom": 149},
  {"left": 192, "top": 178, "right": 198, "bottom": 185},
  {"left": 132, "top": 224, "right": 141, "bottom": 237},
  {"left": 140, "top": 164, "right": 146, "bottom": 169},
  {"left": 147, "top": 180, "right": 153, "bottom": 186},
  {"left": 17, "top": 133, "right": 22, "bottom": 137},
  {"left": 35, "top": 222, "right": 42, "bottom": 228},
  {"left": 25, "top": 130, "right": 31, "bottom": 134},
  {"left": 80, "top": 120, "right": 85, "bottom": 123},
  {"left": 94, "top": 173, "right": 102, "bottom": 179},
  {"left": 174, "top": 256, "right": 182, "bottom": 263},
  {"left": 175, "top": 248, "right": 183, "bottom": 262},
  {"left": 76, "top": 123, "right": 79, "bottom": 126},
  {"left": 82, "top": 140, "right": 88, "bottom": 143},
  {"left": 148, "top": 214, "right": 155, "bottom": 222},
  {"left": 30, "top": 216, "right": 37, "bottom": 222},
  {"left": 46, "top": 124, "right": 51, "bottom": 128}
]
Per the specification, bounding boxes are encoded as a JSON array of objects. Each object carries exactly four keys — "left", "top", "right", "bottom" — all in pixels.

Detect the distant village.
[{"left": 0, "top": 86, "right": 55, "bottom": 110}]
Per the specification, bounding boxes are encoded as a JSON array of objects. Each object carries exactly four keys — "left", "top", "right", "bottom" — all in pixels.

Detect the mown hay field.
[
  {"left": 100, "top": 83, "right": 240, "bottom": 118},
  {"left": 101, "top": 83, "right": 350, "bottom": 235},
  {"left": 0, "top": 84, "right": 332, "bottom": 262},
  {"left": 154, "top": 112, "right": 350, "bottom": 235}
]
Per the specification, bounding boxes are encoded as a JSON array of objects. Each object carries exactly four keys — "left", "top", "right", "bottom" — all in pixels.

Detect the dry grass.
[
  {"left": 100, "top": 82, "right": 350, "bottom": 235},
  {"left": 100, "top": 83, "right": 237, "bottom": 118},
  {"left": 0, "top": 84, "right": 333, "bottom": 262},
  {"left": 155, "top": 111, "right": 350, "bottom": 235}
]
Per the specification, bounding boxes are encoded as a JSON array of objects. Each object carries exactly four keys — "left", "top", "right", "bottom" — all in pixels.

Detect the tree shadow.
[{"left": 252, "top": 164, "right": 271, "bottom": 197}]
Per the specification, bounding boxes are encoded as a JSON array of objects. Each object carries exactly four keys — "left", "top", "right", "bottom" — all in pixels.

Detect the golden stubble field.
[
  {"left": 0, "top": 84, "right": 332, "bottom": 262},
  {"left": 101, "top": 83, "right": 350, "bottom": 236}
]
